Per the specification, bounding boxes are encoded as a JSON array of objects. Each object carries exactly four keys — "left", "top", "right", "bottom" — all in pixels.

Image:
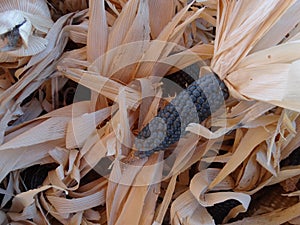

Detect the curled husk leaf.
[{"left": 0, "top": 0, "right": 53, "bottom": 65}]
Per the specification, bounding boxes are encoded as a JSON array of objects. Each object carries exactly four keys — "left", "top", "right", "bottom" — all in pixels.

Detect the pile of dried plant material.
[{"left": 1, "top": 0, "right": 300, "bottom": 224}]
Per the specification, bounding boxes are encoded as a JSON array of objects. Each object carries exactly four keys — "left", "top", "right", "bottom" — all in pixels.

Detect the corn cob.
[
  {"left": 164, "top": 69, "right": 195, "bottom": 89},
  {"left": 135, "top": 72, "right": 229, "bottom": 158}
]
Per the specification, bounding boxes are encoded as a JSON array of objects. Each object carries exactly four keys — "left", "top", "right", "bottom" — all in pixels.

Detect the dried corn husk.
[
  {"left": 0, "top": 0, "right": 53, "bottom": 65},
  {"left": 1, "top": 0, "right": 300, "bottom": 225}
]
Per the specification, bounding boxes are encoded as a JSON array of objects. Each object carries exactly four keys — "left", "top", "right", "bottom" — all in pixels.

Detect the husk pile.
[{"left": 0, "top": 0, "right": 300, "bottom": 224}]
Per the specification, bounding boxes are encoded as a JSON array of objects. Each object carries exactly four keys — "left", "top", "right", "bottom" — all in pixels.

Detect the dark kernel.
[{"left": 135, "top": 73, "right": 229, "bottom": 157}]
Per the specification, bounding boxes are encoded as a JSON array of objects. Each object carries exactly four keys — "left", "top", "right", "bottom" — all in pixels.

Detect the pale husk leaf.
[
  {"left": 66, "top": 107, "right": 111, "bottom": 148},
  {"left": 190, "top": 169, "right": 250, "bottom": 212},
  {"left": 170, "top": 190, "right": 214, "bottom": 225},
  {"left": 250, "top": 0, "right": 300, "bottom": 52},
  {"left": 211, "top": 0, "right": 295, "bottom": 78},
  {"left": 0, "top": 0, "right": 51, "bottom": 18},
  {"left": 224, "top": 202, "right": 300, "bottom": 225},
  {"left": 87, "top": 0, "right": 108, "bottom": 62},
  {"left": 209, "top": 127, "right": 272, "bottom": 189}
]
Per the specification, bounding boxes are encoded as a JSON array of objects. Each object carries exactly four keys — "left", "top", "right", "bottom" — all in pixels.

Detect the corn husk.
[
  {"left": 0, "top": 0, "right": 53, "bottom": 64},
  {"left": 1, "top": 0, "right": 300, "bottom": 225}
]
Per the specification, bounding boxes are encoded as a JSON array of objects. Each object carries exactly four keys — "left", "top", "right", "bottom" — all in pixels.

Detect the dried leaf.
[{"left": 209, "top": 127, "right": 271, "bottom": 189}]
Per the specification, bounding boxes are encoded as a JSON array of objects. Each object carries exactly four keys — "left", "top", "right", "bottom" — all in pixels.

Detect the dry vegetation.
[{"left": 0, "top": 0, "right": 300, "bottom": 224}]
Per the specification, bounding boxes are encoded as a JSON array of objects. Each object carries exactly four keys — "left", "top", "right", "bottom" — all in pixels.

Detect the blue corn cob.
[
  {"left": 135, "top": 72, "right": 229, "bottom": 158},
  {"left": 164, "top": 69, "right": 196, "bottom": 89}
]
